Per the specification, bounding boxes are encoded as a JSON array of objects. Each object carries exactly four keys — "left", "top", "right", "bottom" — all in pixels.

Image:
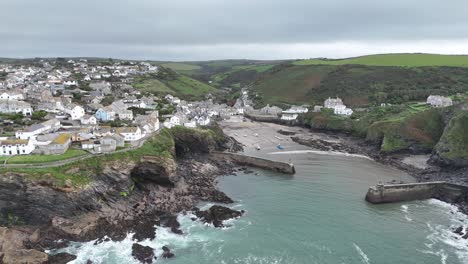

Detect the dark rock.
[
  {"left": 47, "top": 252, "right": 77, "bottom": 264},
  {"left": 94, "top": 236, "right": 111, "bottom": 245},
  {"left": 132, "top": 217, "right": 158, "bottom": 241},
  {"left": 277, "top": 129, "right": 296, "bottom": 136},
  {"left": 162, "top": 246, "right": 175, "bottom": 259},
  {"left": 462, "top": 233, "right": 468, "bottom": 239},
  {"left": 131, "top": 157, "right": 177, "bottom": 187},
  {"left": 454, "top": 226, "right": 463, "bottom": 235},
  {"left": 160, "top": 215, "right": 183, "bottom": 234},
  {"left": 194, "top": 205, "right": 244, "bottom": 227},
  {"left": 86, "top": 260, "right": 94, "bottom": 264},
  {"left": 210, "top": 190, "right": 234, "bottom": 204},
  {"left": 132, "top": 243, "right": 155, "bottom": 264}
]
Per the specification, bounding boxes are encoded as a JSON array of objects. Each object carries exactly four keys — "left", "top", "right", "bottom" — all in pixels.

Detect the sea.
[{"left": 52, "top": 150, "right": 468, "bottom": 264}]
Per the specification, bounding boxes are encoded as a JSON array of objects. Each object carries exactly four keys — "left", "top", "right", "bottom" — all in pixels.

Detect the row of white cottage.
[{"left": 280, "top": 98, "right": 353, "bottom": 121}]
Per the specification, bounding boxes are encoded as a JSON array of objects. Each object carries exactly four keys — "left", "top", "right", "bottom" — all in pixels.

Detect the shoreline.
[{"left": 219, "top": 116, "right": 468, "bottom": 214}]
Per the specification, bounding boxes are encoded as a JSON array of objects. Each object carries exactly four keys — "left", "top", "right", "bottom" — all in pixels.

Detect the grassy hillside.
[
  {"left": 160, "top": 62, "right": 202, "bottom": 74},
  {"left": 133, "top": 66, "right": 218, "bottom": 99},
  {"left": 294, "top": 54, "right": 468, "bottom": 68},
  {"left": 252, "top": 63, "right": 468, "bottom": 107},
  {"left": 433, "top": 108, "right": 468, "bottom": 167},
  {"left": 162, "top": 60, "right": 285, "bottom": 89}
]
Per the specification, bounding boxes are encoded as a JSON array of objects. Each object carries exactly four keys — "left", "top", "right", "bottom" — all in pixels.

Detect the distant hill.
[
  {"left": 133, "top": 66, "right": 218, "bottom": 100},
  {"left": 294, "top": 53, "right": 468, "bottom": 68},
  {"left": 251, "top": 63, "right": 468, "bottom": 107}
]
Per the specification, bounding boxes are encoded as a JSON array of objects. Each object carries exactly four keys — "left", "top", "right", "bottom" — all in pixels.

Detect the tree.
[{"left": 32, "top": 110, "right": 47, "bottom": 120}]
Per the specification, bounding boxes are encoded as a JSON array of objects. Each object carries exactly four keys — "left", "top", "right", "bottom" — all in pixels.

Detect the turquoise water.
[{"left": 58, "top": 152, "right": 468, "bottom": 264}]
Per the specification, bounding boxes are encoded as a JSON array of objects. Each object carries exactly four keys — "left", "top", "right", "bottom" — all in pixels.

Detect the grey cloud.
[{"left": 0, "top": 0, "right": 467, "bottom": 59}]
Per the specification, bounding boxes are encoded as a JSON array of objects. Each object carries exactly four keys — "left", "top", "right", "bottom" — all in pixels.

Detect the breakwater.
[
  {"left": 365, "top": 181, "right": 468, "bottom": 204},
  {"left": 212, "top": 152, "right": 295, "bottom": 174},
  {"left": 243, "top": 113, "right": 297, "bottom": 126}
]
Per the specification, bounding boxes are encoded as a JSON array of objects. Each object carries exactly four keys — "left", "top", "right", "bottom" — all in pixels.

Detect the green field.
[
  {"left": 0, "top": 148, "right": 87, "bottom": 164},
  {"left": 293, "top": 54, "right": 468, "bottom": 67},
  {"left": 133, "top": 78, "right": 173, "bottom": 94},
  {"left": 161, "top": 62, "right": 201, "bottom": 72}
]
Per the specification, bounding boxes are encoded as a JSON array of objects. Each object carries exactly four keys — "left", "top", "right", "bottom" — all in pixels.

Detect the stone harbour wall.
[{"left": 213, "top": 152, "right": 295, "bottom": 174}]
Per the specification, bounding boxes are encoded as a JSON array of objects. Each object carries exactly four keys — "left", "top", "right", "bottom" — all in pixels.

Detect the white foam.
[
  {"left": 400, "top": 205, "right": 413, "bottom": 222},
  {"left": 422, "top": 199, "right": 468, "bottom": 264},
  {"left": 268, "top": 150, "right": 373, "bottom": 160},
  {"left": 232, "top": 254, "right": 290, "bottom": 264},
  {"left": 353, "top": 243, "right": 370, "bottom": 264},
  {"left": 419, "top": 249, "right": 448, "bottom": 264}
]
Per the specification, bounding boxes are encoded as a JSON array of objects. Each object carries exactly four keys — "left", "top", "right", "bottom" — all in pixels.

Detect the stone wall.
[
  {"left": 365, "top": 181, "right": 468, "bottom": 204},
  {"left": 213, "top": 152, "right": 295, "bottom": 174}
]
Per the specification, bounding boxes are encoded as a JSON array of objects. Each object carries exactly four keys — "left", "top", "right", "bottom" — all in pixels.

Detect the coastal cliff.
[{"left": 0, "top": 125, "right": 244, "bottom": 263}]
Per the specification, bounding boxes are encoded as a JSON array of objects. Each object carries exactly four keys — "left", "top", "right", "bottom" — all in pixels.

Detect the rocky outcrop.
[
  {"left": 194, "top": 205, "right": 244, "bottom": 227},
  {"left": 431, "top": 110, "right": 468, "bottom": 168},
  {"left": 161, "top": 246, "right": 175, "bottom": 259},
  {"left": 132, "top": 243, "right": 155, "bottom": 264},
  {"left": 0, "top": 227, "right": 49, "bottom": 264},
  {"left": 0, "top": 125, "right": 243, "bottom": 261},
  {"left": 47, "top": 252, "right": 77, "bottom": 264},
  {"left": 131, "top": 156, "right": 178, "bottom": 187}
]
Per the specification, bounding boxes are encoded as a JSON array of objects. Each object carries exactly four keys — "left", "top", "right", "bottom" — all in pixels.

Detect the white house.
[
  {"left": 15, "top": 119, "right": 61, "bottom": 139},
  {"left": 0, "top": 99, "right": 33, "bottom": 115},
  {"left": 195, "top": 116, "right": 210, "bottom": 126},
  {"left": 333, "top": 105, "right": 354, "bottom": 116},
  {"left": 118, "top": 110, "right": 133, "bottom": 120},
  {"left": 80, "top": 114, "right": 97, "bottom": 125},
  {"left": 163, "top": 115, "right": 181, "bottom": 129},
  {"left": 116, "top": 127, "right": 144, "bottom": 141},
  {"left": 65, "top": 104, "right": 85, "bottom": 120},
  {"left": 0, "top": 139, "right": 35, "bottom": 156},
  {"left": 281, "top": 111, "right": 299, "bottom": 120},
  {"left": 0, "top": 91, "right": 25, "bottom": 100},
  {"left": 286, "top": 106, "right": 309, "bottom": 114},
  {"left": 134, "top": 111, "right": 159, "bottom": 133},
  {"left": 324, "top": 97, "right": 344, "bottom": 109},
  {"left": 64, "top": 80, "right": 77, "bottom": 86},
  {"left": 426, "top": 95, "right": 453, "bottom": 108}
]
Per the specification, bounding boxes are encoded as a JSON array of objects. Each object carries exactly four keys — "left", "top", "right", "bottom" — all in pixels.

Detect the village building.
[
  {"left": 15, "top": 119, "right": 61, "bottom": 139},
  {"left": 324, "top": 97, "right": 353, "bottom": 116},
  {"left": 0, "top": 139, "right": 35, "bottom": 156},
  {"left": 280, "top": 111, "right": 299, "bottom": 121},
  {"left": 333, "top": 104, "right": 354, "bottom": 116},
  {"left": 324, "top": 97, "right": 344, "bottom": 108},
  {"left": 134, "top": 111, "right": 160, "bottom": 133},
  {"left": 259, "top": 104, "right": 283, "bottom": 116},
  {"left": 0, "top": 99, "right": 33, "bottom": 115},
  {"left": 426, "top": 95, "right": 453, "bottom": 108},
  {"left": 116, "top": 126, "right": 143, "bottom": 141},
  {"left": 80, "top": 114, "right": 97, "bottom": 125},
  {"left": 0, "top": 90, "right": 25, "bottom": 100},
  {"left": 64, "top": 104, "right": 85, "bottom": 120},
  {"left": 95, "top": 107, "right": 116, "bottom": 121},
  {"left": 34, "top": 133, "right": 72, "bottom": 155},
  {"left": 118, "top": 110, "right": 133, "bottom": 120}
]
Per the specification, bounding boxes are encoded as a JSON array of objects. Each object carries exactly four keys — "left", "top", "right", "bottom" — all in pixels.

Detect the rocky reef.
[{"left": 0, "top": 125, "right": 244, "bottom": 263}]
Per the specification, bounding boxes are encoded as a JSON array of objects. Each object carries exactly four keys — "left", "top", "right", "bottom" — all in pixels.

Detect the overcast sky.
[{"left": 1, "top": 0, "right": 468, "bottom": 60}]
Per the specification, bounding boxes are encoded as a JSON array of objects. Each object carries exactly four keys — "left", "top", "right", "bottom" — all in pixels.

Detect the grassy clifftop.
[
  {"left": 294, "top": 54, "right": 468, "bottom": 68},
  {"left": 0, "top": 126, "right": 229, "bottom": 187}
]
